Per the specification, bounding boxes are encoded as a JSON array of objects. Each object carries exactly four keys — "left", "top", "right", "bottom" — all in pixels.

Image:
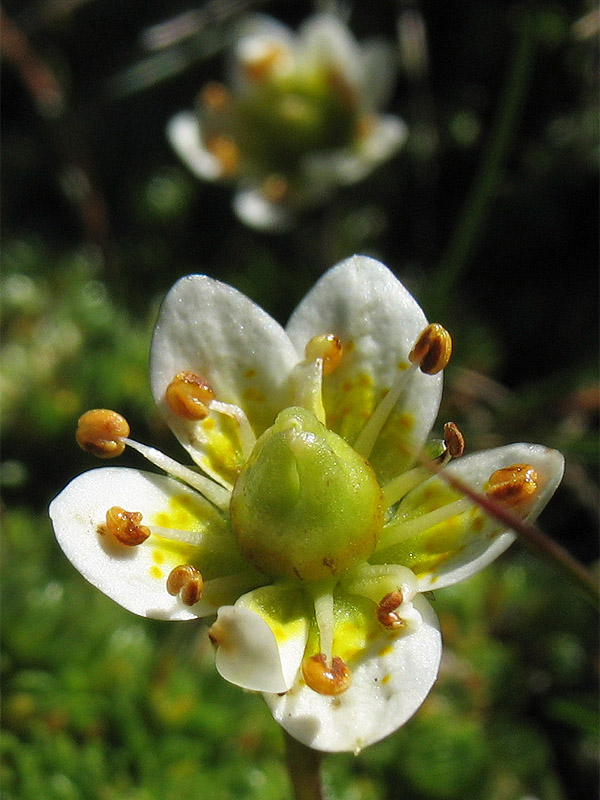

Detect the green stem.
[
  {"left": 284, "top": 730, "right": 326, "bottom": 800},
  {"left": 427, "top": 8, "right": 536, "bottom": 316}
]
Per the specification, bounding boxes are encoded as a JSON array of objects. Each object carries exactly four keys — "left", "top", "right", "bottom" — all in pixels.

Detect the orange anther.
[
  {"left": 409, "top": 323, "right": 452, "bottom": 375},
  {"left": 102, "top": 506, "right": 151, "bottom": 546},
  {"left": 206, "top": 135, "right": 241, "bottom": 177},
  {"left": 305, "top": 334, "right": 344, "bottom": 376},
  {"left": 302, "top": 653, "right": 351, "bottom": 695},
  {"left": 443, "top": 421, "right": 465, "bottom": 458},
  {"left": 200, "top": 81, "right": 231, "bottom": 112},
  {"left": 377, "top": 590, "right": 406, "bottom": 629},
  {"left": 165, "top": 372, "right": 216, "bottom": 421},
  {"left": 76, "top": 409, "right": 130, "bottom": 458},
  {"left": 166, "top": 564, "right": 204, "bottom": 606},
  {"left": 487, "top": 464, "right": 539, "bottom": 508}
]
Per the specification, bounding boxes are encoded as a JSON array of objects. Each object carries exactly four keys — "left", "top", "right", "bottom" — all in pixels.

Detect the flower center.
[{"left": 229, "top": 406, "right": 384, "bottom": 581}]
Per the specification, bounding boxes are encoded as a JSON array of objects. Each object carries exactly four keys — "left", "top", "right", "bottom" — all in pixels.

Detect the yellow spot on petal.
[
  {"left": 378, "top": 644, "right": 393, "bottom": 658},
  {"left": 243, "top": 386, "right": 267, "bottom": 404},
  {"left": 150, "top": 566, "right": 163, "bottom": 580},
  {"left": 381, "top": 674, "right": 391, "bottom": 685},
  {"left": 245, "top": 368, "right": 257, "bottom": 379},
  {"left": 152, "top": 550, "right": 165, "bottom": 564}
]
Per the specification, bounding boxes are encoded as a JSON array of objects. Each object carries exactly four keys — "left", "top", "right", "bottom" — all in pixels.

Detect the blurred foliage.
[{"left": 1, "top": 0, "right": 598, "bottom": 798}]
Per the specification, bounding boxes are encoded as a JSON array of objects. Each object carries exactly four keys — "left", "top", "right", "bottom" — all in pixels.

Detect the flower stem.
[
  {"left": 284, "top": 730, "right": 326, "bottom": 800},
  {"left": 426, "top": 7, "right": 536, "bottom": 316}
]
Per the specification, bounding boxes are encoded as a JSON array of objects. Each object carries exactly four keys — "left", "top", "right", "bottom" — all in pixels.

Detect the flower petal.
[
  {"left": 167, "top": 111, "right": 222, "bottom": 181},
  {"left": 150, "top": 274, "right": 298, "bottom": 485},
  {"left": 49, "top": 467, "right": 233, "bottom": 620},
  {"left": 212, "top": 584, "right": 309, "bottom": 693},
  {"left": 264, "top": 593, "right": 441, "bottom": 752},
  {"left": 232, "top": 187, "right": 293, "bottom": 231},
  {"left": 377, "top": 444, "right": 565, "bottom": 591},
  {"left": 286, "top": 255, "right": 442, "bottom": 480}
]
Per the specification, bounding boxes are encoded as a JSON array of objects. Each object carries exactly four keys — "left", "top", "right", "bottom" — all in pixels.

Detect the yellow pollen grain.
[
  {"left": 202, "top": 417, "right": 216, "bottom": 430},
  {"left": 150, "top": 566, "right": 163, "bottom": 580}
]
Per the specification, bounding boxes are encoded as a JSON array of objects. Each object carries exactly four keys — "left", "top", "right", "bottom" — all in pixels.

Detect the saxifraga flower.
[
  {"left": 50, "top": 256, "right": 564, "bottom": 752},
  {"left": 167, "top": 14, "right": 407, "bottom": 231}
]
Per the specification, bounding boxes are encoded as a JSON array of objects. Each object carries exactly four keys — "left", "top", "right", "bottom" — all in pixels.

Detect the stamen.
[
  {"left": 120, "top": 437, "right": 230, "bottom": 510},
  {"left": 166, "top": 372, "right": 216, "bottom": 421},
  {"left": 76, "top": 409, "right": 130, "bottom": 458},
  {"left": 166, "top": 564, "right": 204, "bottom": 606},
  {"left": 487, "top": 464, "right": 538, "bottom": 508},
  {"left": 100, "top": 506, "right": 151, "bottom": 546},
  {"left": 200, "top": 81, "right": 231, "bottom": 112},
  {"left": 382, "top": 465, "right": 432, "bottom": 508},
  {"left": 409, "top": 323, "right": 452, "bottom": 375},
  {"left": 240, "top": 41, "right": 287, "bottom": 82},
  {"left": 353, "top": 364, "right": 416, "bottom": 458},
  {"left": 377, "top": 591, "right": 406, "bottom": 629},
  {"left": 311, "top": 584, "right": 335, "bottom": 662},
  {"left": 443, "top": 421, "right": 465, "bottom": 458},
  {"left": 341, "top": 563, "right": 418, "bottom": 604},
  {"left": 376, "top": 496, "right": 473, "bottom": 552},
  {"left": 205, "top": 135, "right": 241, "bottom": 177},
  {"left": 304, "top": 334, "right": 343, "bottom": 376},
  {"left": 262, "top": 174, "right": 289, "bottom": 204},
  {"left": 302, "top": 653, "right": 351, "bottom": 696}
]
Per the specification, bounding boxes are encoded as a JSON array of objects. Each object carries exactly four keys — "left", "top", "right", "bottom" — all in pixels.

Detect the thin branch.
[{"left": 284, "top": 730, "right": 327, "bottom": 800}]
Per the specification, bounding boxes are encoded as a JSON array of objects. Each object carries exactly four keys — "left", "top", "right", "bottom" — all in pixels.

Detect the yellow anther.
[
  {"left": 262, "top": 174, "right": 289, "bottom": 204},
  {"left": 200, "top": 81, "right": 231, "bottom": 112},
  {"left": 377, "top": 590, "right": 406, "bottom": 630},
  {"left": 101, "top": 506, "right": 151, "bottom": 546},
  {"left": 304, "top": 334, "right": 344, "bottom": 376},
  {"left": 409, "top": 323, "right": 452, "bottom": 375},
  {"left": 206, "top": 135, "right": 241, "bottom": 177},
  {"left": 443, "top": 421, "right": 465, "bottom": 458},
  {"left": 166, "top": 564, "right": 204, "bottom": 606},
  {"left": 165, "top": 372, "right": 216, "bottom": 421},
  {"left": 242, "top": 43, "right": 287, "bottom": 82},
  {"left": 486, "top": 464, "right": 539, "bottom": 508},
  {"left": 302, "top": 653, "right": 351, "bottom": 696},
  {"left": 76, "top": 409, "right": 130, "bottom": 458}
]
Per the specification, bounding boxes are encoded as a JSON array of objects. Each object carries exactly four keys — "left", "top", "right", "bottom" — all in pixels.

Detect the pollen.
[
  {"left": 305, "top": 334, "right": 343, "bottom": 376},
  {"left": 409, "top": 323, "right": 452, "bottom": 375},
  {"left": 205, "top": 135, "right": 241, "bottom": 177},
  {"left": 302, "top": 653, "right": 351, "bottom": 696},
  {"left": 76, "top": 409, "right": 129, "bottom": 458},
  {"left": 166, "top": 564, "right": 204, "bottom": 606},
  {"left": 377, "top": 591, "right": 406, "bottom": 630},
  {"left": 443, "top": 421, "right": 465, "bottom": 458},
  {"left": 166, "top": 372, "right": 216, "bottom": 420},
  {"left": 487, "top": 464, "right": 539, "bottom": 507},
  {"left": 101, "top": 506, "right": 151, "bottom": 546}
]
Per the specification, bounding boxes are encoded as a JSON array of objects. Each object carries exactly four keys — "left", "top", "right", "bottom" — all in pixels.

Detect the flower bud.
[{"left": 230, "top": 407, "right": 383, "bottom": 581}]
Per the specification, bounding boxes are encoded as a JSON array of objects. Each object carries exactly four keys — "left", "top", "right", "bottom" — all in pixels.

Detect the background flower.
[{"left": 168, "top": 13, "right": 407, "bottom": 230}]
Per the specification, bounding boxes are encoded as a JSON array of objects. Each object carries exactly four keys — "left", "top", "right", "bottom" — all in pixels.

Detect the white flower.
[
  {"left": 167, "top": 14, "right": 407, "bottom": 231},
  {"left": 50, "top": 256, "right": 564, "bottom": 752}
]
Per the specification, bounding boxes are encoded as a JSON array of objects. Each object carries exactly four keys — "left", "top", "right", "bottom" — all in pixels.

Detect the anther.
[
  {"left": 241, "top": 42, "right": 287, "bottom": 82},
  {"left": 206, "top": 135, "right": 241, "bottom": 177},
  {"left": 101, "top": 506, "right": 151, "bottom": 546},
  {"left": 200, "top": 81, "right": 231, "bottom": 112},
  {"left": 166, "top": 564, "right": 204, "bottom": 606},
  {"left": 487, "top": 464, "right": 539, "bottom": 508},
  {"left": 302, "top": 653, "right": 351, "bottom": 696},
  {"left": 376, "top": 590, "right": 406, "bottom": 629},
  {"left": 262, "top": 174, "right": 289, "bottom": 204},
  {"left": 409, "top": 323, "right": 452, "bottom": 375},
  {"left": 305, "top": 334, "right": 343, "bottom": 376},
  {"left": 76, "top": 409, "right": 130, "bottom": 458},
  {"left": 443, "top": 421, "right": 465, "bottom": 459},
  {"left": 166, "top": 372, "right": 216, "bottom": 421}
]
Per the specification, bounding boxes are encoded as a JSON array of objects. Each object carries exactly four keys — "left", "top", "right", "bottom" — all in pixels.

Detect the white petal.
[
  {"left": 232, "top": 187, "right": 293, "bottom": 232},
  {"left": 413, "top": 444, "right": 565, "bottom": 591},
  {"left": 297, "top": 14, "right": 363, "bottom": 89},
  {"left": 212, "top": 601, "right": 307, "bottom": 694},
  {"left": 264, "top": 594, "right": 441, "bottom": 752},
  {"left": 286, "top": 255, "right": 442, "bottom": 479},
  {"left": 357, "top": 115, "right": 408, "bottom": 165},
  {"left": 150, "top": 274, "right": 298, "bottom": 480},
  {"left": 49, "top": 467, "right": 225, "bottom": 620},
  {"left": 167, "top": 111, "right": 221, "bottom": 181}
]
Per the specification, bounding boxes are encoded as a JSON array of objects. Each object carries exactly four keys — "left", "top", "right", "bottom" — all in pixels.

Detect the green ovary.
[{"left": 230, "top": 407, "right": 384, "bottom": 581}]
